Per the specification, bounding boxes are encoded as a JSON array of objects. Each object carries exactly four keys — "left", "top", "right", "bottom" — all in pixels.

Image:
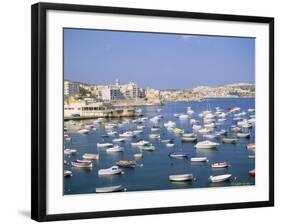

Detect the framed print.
[{"left": 31, "top": 2, "right": 274, "bottom": 222}]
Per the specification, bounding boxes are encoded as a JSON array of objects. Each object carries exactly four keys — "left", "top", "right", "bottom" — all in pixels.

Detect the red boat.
[{"left": 248, "top": 169, "right": 255, "bottom": 177}]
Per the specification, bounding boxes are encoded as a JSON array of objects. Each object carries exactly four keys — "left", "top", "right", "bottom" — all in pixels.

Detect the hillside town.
[{"left": 64, "top": 79, "right": 255, "bottom": 119}]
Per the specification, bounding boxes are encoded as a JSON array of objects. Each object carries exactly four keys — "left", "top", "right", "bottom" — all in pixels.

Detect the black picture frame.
[{"left": 31, "top": 2, "right": 274, "bottom": 222}]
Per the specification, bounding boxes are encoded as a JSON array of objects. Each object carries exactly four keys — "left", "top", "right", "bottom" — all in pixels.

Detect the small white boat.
[
  {"left": 97, "top": 142, "right": 113, "bottom": 148},
  {"left": 198, "top": 128, "right": 213, "bottom": 134},
  {"left": 236, "top": 132, "right": 250, "bottom": 138},
  {"left": 173, "top": 113, "right": 180, "bottom": 117},
  {"left": 133, "top": 130, "right": 143, "bottom": 135},
  {"left": 134, "top": 153, "right": 143, "bottom": 159},
  {"left": 248, "top": 154, "right": 255, "bottom": 159},
  {"left": 151, "top": 126, "right": 161, "bottom": 131},
  {"left": 166, "top": 143, "right": 175, "bottom": 147},
  {"left": 98, "top": 166, "right": 122, "bottom": 176},
  {"left": 181, "top": 136, "right": 197, "bottom": 142},
  {"left": 106, "top": 145, "right": 124, "bottom": 153},
  {"left": 246, "top": 143, "right": 255, "bottom": 150},
  {"left": 203, "top": 134, "right": 217, "bottom": 139},
  {"left": 204, "top": 123, "right": 215, "bottom": 128},
  {"left": 96, "top": 185, "right": 124, "bottom": 193},
  {"left": 179, "top": 114, "right": 189, "bottom": 120},
  {"left": 161, "top": 139, "right": 173, "bottom": 143},
  {"left": 182, "top": 133, "right": 196, "bottom": 138},
  {"left": 231, "top": 126, "right": 241, "bottom": 132},
  {"left": 195, "top": 141, "right": 219, "bottom": 149},
  {"left": 105, "top": 123, "right": 117, "bottom": 129},
  {"left": 64, "top": 170, "right": 72, "bottom": 177},
  {"left": 169, "top": 152, "right": 188, "bottom": 159},
  {"left": 169, "top": 174, "right": 193, "bottom": 182},
  {"left": 248, "top": 108, "right": 255, "bottom": 113},
  {"left": 164, "top": 121, "right": 176, "bottom": 128},
  {"left": 64, "top": 148, "right": 77, "bottom": 155},
  {"left": 137, "top": 125, "right": 145, "bottom": 129},
  {"left": 187, "top": 107, "right": 194, "bottom": 115},
  {"left": 141, "top": 145, "right": 156, "bottom": 151},
  {"left": 192, "top": 124, "right": 201, "bottom": 131},
  {"left": 71, "top": 160, "right": 93, "bottom": 168},
  {"left": 131, "top": 140, "right": 150, "bottom": 146},
  {"left": 112, "top": 138, "right": 126, "bottom": 143},
  {"left": 149, "top": 134, "right": 160, "bottom": 139},
  {"left": 211, "top": 162, "right": 229, "bottom": 168},
  {"left": 119, "top": 131, "right": 136, "bottom": 138},
  {"left": 78, "top": 129, "right": 90, "bottom": 134},
  {"left": 191, "top": 157, "right": 208, "bottom": 162},
  {"left": 107, "top": 131, "right": 117, "bottom": 136},
  {"left": 209, "top": 174, "right": 232, "bottom": 183},
  {"left": 172, "top": 128, "right": 184, "bottom": 134},
  {"left": 82, "top": 153, "right": 99, "bottom": 160}
]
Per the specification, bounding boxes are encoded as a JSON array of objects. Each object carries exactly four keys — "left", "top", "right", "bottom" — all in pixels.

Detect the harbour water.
[{"left": 64, "top": 98, "right": 255, "bottom": 195}]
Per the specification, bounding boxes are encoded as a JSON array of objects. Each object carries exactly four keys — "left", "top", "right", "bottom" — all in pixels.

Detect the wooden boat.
[
  {"left": 141, "top": 145, "right": 156, "bottom": 151},
  {"left": 96, "top": 185, "right": 124, "bottom": 193},
  {"left": 97, "top": 143, "right": 113, "bottom": 148},
  {"left": 209, "top": 174, "right": 232, "bottom": 183},
  {"left": 82, "top": 153, "right": 99, "bottom": 160},
  {"left": 106, "top": 145, "right": 124, "bottom": 153},
  {"left": 211, "top": 162, "right": 229, "bottom": 168},
  {"left": 98, "top": 166, "right": 122, "bottom": 175},
  {"left": 169, "top": 152, "right": 188, "bottom": 159},
  {"left": 222, "top": 138, "right": 238, "bottom": 144},
  {"left": 169, "top": 174, "right": 193, "bottom": 182},
  {"left": 246, "top": 143, "right": 255, "bottom": 150},
  {"left": 64, "top": 170, "right": 72, "bottom": 177},
  {"left": 191, "top": 157, "right": 208, "bottom": 162},
  {"left": 116, "top": 160, "right": 136, "bottom": 168},
  {"left": 248, "top": 169, "right": 255, "bottom": 177},
  {"left": 195, "top": 141, "right": 219, "bottom": 149},
  {"left": 71, "top": 160, "right": 93, "bottom": 168},
  {"left": 134, "top": 153, "right": 143, "bottom": 159}
]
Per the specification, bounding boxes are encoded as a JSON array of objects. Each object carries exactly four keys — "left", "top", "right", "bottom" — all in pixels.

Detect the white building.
[
  {"left": 64, "top": 80, "right": 80, "bottom": 96},
  {"left": 101, "top": 85, "right": 123, "bottom": 100}
]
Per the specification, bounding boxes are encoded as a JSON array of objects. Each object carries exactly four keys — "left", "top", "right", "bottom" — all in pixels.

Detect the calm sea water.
[{"left": 64, "top": 98, "right": 255, "bottom": 195}]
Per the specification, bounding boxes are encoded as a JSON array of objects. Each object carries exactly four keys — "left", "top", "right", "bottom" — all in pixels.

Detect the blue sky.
[{"left": 64, "top": 28, "right": 255, "bottom": 90}]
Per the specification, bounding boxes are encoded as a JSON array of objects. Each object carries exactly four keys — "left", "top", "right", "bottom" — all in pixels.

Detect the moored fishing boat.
[
  {"left": 169, "top": 174, "right": 193, "bottom": 182},
  {"left": 134, "top": 153, "right": 143, "bottom": 159},
  {"left": 248, "top": 169, "right": 255, "bottom": 177},
  {"left": 195, "top": 140, "right": 219, "bottom": 149},
  {"left": 112, "top": 138, "right": 126, "bottom": 143},
  {"left": 172, "top": 128, "right": 184, "bottom": 134},
  {"left": 151, "top": 126, "right": 161, "bottom": 131},
  {"left": 71, "top": 160, "right": 93, "bottom": 168},
  {"left": 198, "top": 128, "right": 213, "bottom": 134},
  {"left": 149, "top": 134, "right": 160, "bottom": 139},
  {"left": 211, "top": 162, "right": 229, "bottom": 168},
  {"left": 169, "top": 152, "right": 188, "bottom": 159},
  {"left": 209, "top": 174, "right": 232, "bottom": 183},
  {"left": 64, "top": 148, "right": 77, "bottom": 155},
  {"left": 179, "top": 114, "right": 189, "bottom": 120},
  {"left": 97, "top": 142, "right": 113, "bottom": 148},
  {"left": 166, "top": 143, "right": 175, "bottom": 147},
  {"left": 248, "top": 154, "right": 255, "bottom": 159},
  {"left": 106, "top": 145, "right": 124, "bottom": 153},
  {"left": 131, "top": 140, "right": 150, "bottom": 146},
  {"left": 98, "top": 166, "right": 122, "bottom": 175},
  {"left": 191, "top": 157, "right": 208, "bottom": 162},
  {"left": 164, "top": 121, "right": 176, "bottom": 128},
  {"left": 236, "top": 132, "right": 250, "bottom": 138},
  {"left": 116, "top": 160, "right": 136, "bottom": 168},
  {"left": 222, "top": 137, "right": 238, "bottom": 144},
  {"left": 96, "top": 185, "right": 124, "bottom": 193},
  {"left": 82, "top": 153, "right": 99, "bottom": 160},
  {"left": 78, "top": 129, "right": 90, "bottom": 134},
  {"left": 141, "top": 144, "right": 156, "bottom": 151},
  {"left": 119, "top": 131, "right": 137, "bottom": 138},
  {"left": 181, "top": 136, "right": 197, "bottom": 142},
  {"left": 246, "top": 143, "right": 255, "bottom": 150},
  {"left": 64, "top": 170, "right": 72, "bottom": 177}
]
